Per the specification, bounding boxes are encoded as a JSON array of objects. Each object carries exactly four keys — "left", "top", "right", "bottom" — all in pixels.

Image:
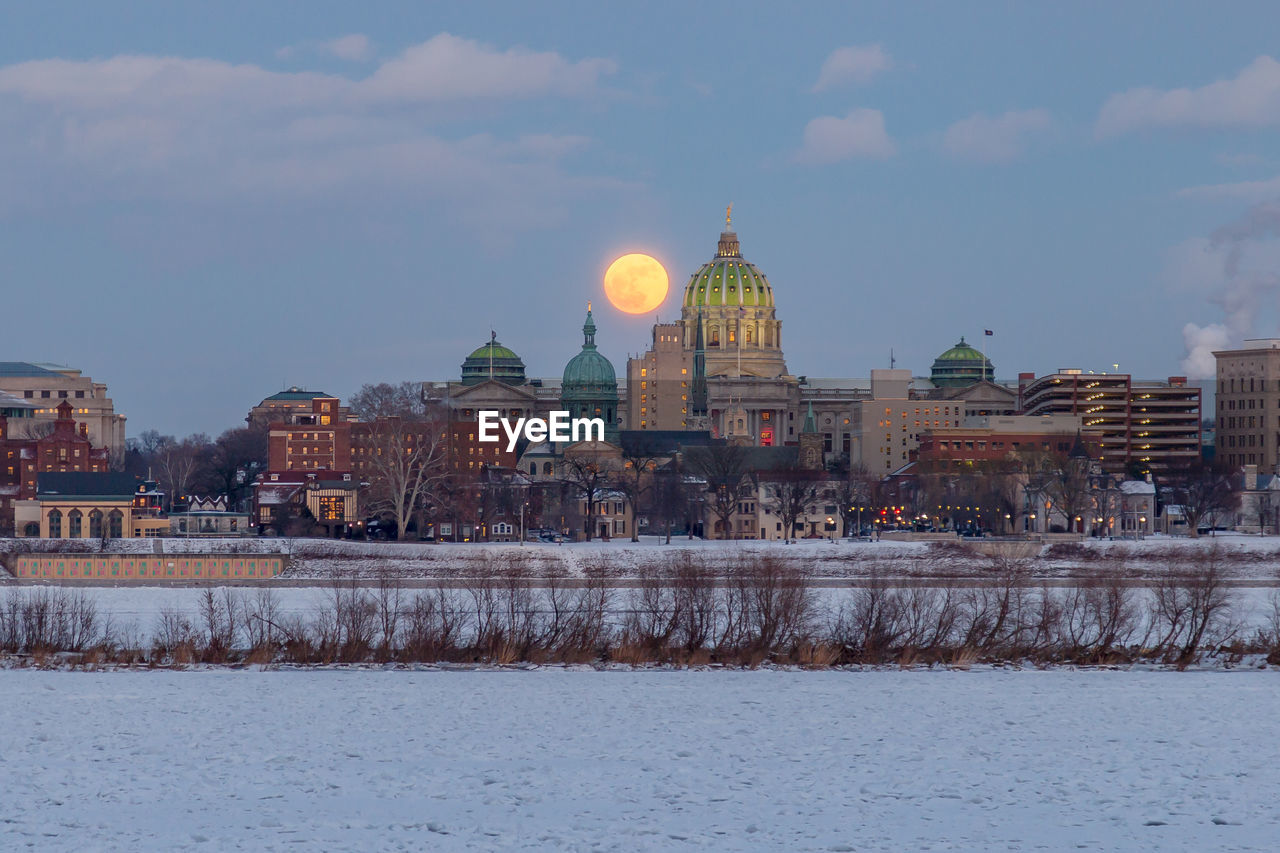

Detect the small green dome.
[
  {"left": 562, "top": 308, "right": 617, "bottom": 396},
  {"left": 682, "top": 229, "right": 775, "bottom": 309},
  {"left": 461, "top": 333, "right": 527, "bottom": 386},
  {"left": 930, "top": 337, "right": 994, "bottom": 388}
]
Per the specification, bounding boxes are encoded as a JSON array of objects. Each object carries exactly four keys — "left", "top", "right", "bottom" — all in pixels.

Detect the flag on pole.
[{"left": 984, "top": 329, "right": 993, "bottom": 336}]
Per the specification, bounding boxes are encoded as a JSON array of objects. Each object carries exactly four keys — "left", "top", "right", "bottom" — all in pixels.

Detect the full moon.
[{"left": 604, "top": 253, "right": 669, "bottom": 314}]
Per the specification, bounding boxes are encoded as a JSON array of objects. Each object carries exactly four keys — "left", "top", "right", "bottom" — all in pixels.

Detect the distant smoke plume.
[
  {"left": 1180, "top": 202, "right": 1280, "bottom": 378},
  {"left": 1181, "top": 322, "right": 1232, "bottom": 378}
]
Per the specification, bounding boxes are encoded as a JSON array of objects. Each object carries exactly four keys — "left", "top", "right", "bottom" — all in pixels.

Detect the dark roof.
[
  {"left": 0, "top": 362, "right": 63, "bottom": 378},
  {"left": 619, "top": 430, "right": 716, "bottom": 456},
  {"left": 36, "top": 472, "right": 138, "bottom": 498},
  {"left": 681, "top": 444, "right": 799, "bottom": 474}
]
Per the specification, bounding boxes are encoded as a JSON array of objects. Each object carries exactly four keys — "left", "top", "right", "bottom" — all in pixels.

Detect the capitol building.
[
  {"left": 422, "top": 214, "right": 1020, "bottom": 477},
  {"left": 622, "top": 216, "right": 1018, "bottom": 474}
]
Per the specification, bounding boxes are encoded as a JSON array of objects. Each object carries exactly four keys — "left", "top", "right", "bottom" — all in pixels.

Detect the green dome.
[
  {"left": 930, "top": 337, "right": 993, "bottom": 388},
  {"left": 682, "top": 229, "right": 775, "bottom": 309},
  {"left": 562, "top": 308, "right": 617, "bottom": 396},
  {"left": 461, "top": 333, "right": 527, "bottom": 386},
  {"left": 562, "top": 307, "right": 618, "bottom": 440}
]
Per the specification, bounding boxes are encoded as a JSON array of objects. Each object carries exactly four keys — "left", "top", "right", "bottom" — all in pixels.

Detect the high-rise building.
[
  {"left": 1017, "top": 370, "right": 1201, "bottom": 471},
  {"left": 1213, "top": 339, "right": 1280, "bottom": 470}
]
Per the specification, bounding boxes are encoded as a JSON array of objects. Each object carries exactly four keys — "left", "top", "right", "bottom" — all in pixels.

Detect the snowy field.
[
  {"left": 6, "top": 533, "right": 1280, "bottom": 581},
  {"left": 2, "top": 669, "right": 1278, "bottom": 851}
]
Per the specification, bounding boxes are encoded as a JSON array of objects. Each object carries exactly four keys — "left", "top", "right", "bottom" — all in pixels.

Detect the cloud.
[
  {"left": 1177, "top": 174, "right": 1280, "bottom": 202},
  {"left": 812, "top": 45, "right": 892, "bottom": 91},
  {"left": 794, "top": 108, "right": 894, "bottom": 164},
  {"left": 0, "top": 34, "right": 624, "bottom": 223},
  {"left": 941, "top": 109, "right": 1051, "bottom": 163},
  {"left": 323, "top": 34, "right": 373, "bottom": 62},
  {"left": 0, "top": 33, "right": 615, "bottom": 108},
  {"left": 1096, "top": 55, "right": 1280, "bottom": 137}
]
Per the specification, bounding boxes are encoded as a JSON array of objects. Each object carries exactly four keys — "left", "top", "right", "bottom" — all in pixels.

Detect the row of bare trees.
[
  {"left": 125, "top": 426, "right": 268, "bottom": 511},
  {"left": 0, "top": 555, "right": 1266, "bottom": 669}
]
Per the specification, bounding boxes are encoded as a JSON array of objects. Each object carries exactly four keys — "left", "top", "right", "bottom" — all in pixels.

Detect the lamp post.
[{"left": 519, "top": 501, "right": 527, "bottom": 546}]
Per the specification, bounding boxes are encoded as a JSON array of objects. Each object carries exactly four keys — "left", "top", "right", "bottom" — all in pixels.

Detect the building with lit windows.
[
  {"left": 13, "top": 472, "right": 167, "bottom": 539},
  {"left": 1017, "top": 370, "right": 1201, "bottom": 472},
  {"left": 247, "top": 387, "right": 350, "bottom": 427},
  {"left": 0, "top": 400, "right": 112, "bottom": 535},
  {"left": 624, "top": 216, "right": 1021, "bottom": 471},
  {"left": 0, "top": 362, "right": 127, "bottom": 460}
]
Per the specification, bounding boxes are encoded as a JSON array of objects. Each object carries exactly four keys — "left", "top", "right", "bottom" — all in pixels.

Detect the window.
[
  {"left": 317, "top": 496, "right": 344, "bottom": 521},
  {"left": 108, "top": 510, "right": 123, "bottom": 538},
  {"left": 68, "top": 510, "right": 82, "bottom": 538},
  {"left": 48, "top": 509, "right": 62, "bottom": 538}
]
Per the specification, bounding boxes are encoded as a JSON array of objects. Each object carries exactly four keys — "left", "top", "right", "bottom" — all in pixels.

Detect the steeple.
[
  {"left": 798, "top": 401, "right": 823, "bottom": 470},
  {"left": 690, "top": 307, "right": 708, "bottom": 419},
  {"left": 802, "top": 401, "right": 817, "bottom": 435}
]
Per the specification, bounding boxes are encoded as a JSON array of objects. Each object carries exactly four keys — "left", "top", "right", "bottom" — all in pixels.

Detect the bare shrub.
[
  {"left": 1060, "top": 577, "right": 1139, "bottom": 663},
  {"left": 1149, "top": 547, "right": 1238, "bottom": 668},
  {"left": 198, "top": 588, "right": 240, "bottom": 663},
  {"left": 373, "top": 568, "right": 404, "bottom": 661},
  {"left": 402, "top": 587, "right": 465, "bottom": 661},
  {"left": 153, "top": 607, "right": 200, "bottom": 662},
  {"left": 620, "top": 563, "right": 679, "bottom": 659}
]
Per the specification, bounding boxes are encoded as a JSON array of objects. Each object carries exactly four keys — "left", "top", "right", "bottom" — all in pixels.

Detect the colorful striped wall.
[{"left": 13, "top": 555, "right": 284, "bottom": 581}]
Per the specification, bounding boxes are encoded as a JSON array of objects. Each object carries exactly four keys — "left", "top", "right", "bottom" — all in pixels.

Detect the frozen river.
[{"left": 2, "top": 669, "right": 1277, "bottom": 851}]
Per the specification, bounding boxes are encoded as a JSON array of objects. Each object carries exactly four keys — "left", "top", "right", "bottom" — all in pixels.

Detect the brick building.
[
  {"left": 1, "top": 400, "right": 111, "bottom": 535},
  {"left": 0, "top": 362, "right": 127, "bottom": 460},
  {"left": 915, "top": 415, "right": 1093, "bottom": 466}
]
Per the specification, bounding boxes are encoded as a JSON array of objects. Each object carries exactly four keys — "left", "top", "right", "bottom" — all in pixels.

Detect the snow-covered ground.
[
  {"left": 2, "top": 669, "right": 1277, "bottom": 851},
  {"left": 5, "top": 533, "right": 1280, "bottom": 581}
]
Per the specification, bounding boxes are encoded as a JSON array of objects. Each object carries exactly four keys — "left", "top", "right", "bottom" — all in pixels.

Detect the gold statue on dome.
[{"left": 726, "top": 203, "right": 732, "bottom": 229}]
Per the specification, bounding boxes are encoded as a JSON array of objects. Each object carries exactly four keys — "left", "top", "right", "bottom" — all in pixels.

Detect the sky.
[{"left": 3, "top": 1, "right": 1280, "bottom": 437}]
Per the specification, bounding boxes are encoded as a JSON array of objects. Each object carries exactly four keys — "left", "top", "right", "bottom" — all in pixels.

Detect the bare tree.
[
  {"left": 200, "top": 425, "right": 268, "bottom": 511},
  {"left": 349, "top": 381, "right": 426, "bottom": 421},
  {"left": 1041, "top": 454, "right": 1092, "bottom": 534},
  {"left": 616, "top": 448, "right": 662, "bottom": 542},
  {"left": 1165, "top": 461, "right": 1237, "bottom": 537},
  {"left": 158, "top": 434, "right": 211, "bottom": 504},
  {"left": 834, "top": 462, "right": 877, "bottom": 537},
  {"left": 763, "top": 468, "right": 819, "bottom": 543},
  {"left": 357, "top": 412, "right": 448, "bottom": 541},
  {"left": 685, "top": 444, "right": 751, "bottom": 540},
  {"left": 558, "top": 451, "right": 620, "bottom": 541},
  {"left": 647, "top": 462, "right": 692, "bottom": 544}
]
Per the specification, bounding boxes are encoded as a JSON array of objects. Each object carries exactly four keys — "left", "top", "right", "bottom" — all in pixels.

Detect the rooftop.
[
  {"left": 262, "top": 387, "right": 332, "bottom": 402},
  {"left": 0, "top": 362, "right": 64, "bottom": 378},
  {"left": 36, "top": 472, "right": 138, "bottom": 499}
]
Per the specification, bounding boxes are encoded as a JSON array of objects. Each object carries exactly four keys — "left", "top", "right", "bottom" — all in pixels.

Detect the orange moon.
[{"left": 604, "top": 253, "right": 669, "bottom": 314}]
